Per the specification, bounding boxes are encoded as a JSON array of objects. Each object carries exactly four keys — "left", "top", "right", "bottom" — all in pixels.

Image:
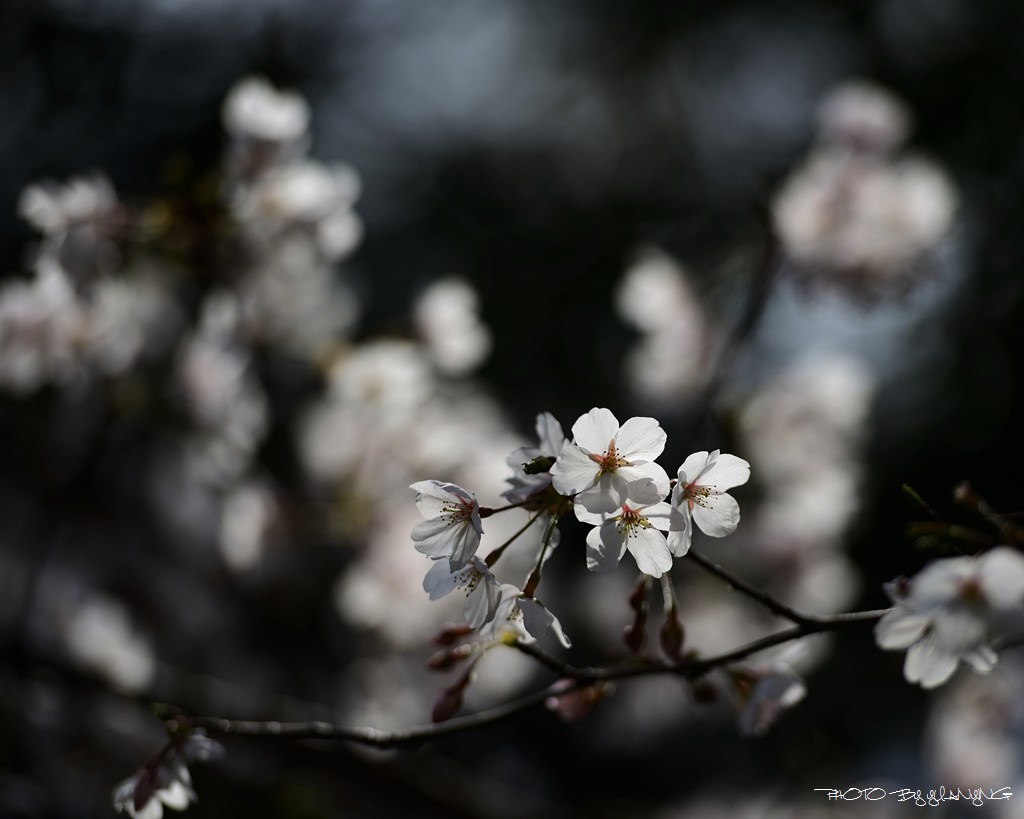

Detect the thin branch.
[
  {"left": 163, "top": 606, "right": 890, "bottom": 750},
  {"left": 684, "top": 548, "right": 816, "bottom": 625},
  {"left": 163, "top": 682, "right": 571, "bottom": 750}
]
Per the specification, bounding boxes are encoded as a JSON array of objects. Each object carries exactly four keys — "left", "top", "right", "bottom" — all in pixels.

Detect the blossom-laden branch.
[{"left": 156, "top": 604, "right": 889, "bottom": 750}]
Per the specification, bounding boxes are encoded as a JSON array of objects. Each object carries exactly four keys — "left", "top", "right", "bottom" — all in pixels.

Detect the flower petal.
[
  {"left": 667, "top": 512, "right": 692, "bottom": 557},
  {"left": 677, "top": 451, "right": 711, "bottom": 485},
  {"left": 615, "top": 416, "right": 666, "bottom": 461},
  {"left": 423, "top": 558, "right": 458, "bottom": 600},
  {"left": 874, "top": 608, "right": 929, "bottom": 649},
  {"left": 626, "top": 527, "right": 672, "bottom": 578},
  {"left": 979, "top": 547, "right": 1024, "bottom": 609},
  {"left": 904, "top": 638, "right": 959, "bottom": 688},
  {"left": 576, "top": 472, "right": 628, "bottom": 516},
  {"left": 586, "top": 524, "right": 627, "bottom": 573},
  {"left": 641, "top": 501, "right": 674, "bottom": 533},
  {"left": 619, "top": 462, "right": 670, "bottom": 500},
  {"left": 700, "top": 454, "right": 750, "bottom": 492},
  {"left": 691, "top": 492, "right": 740, "bottom": 537},
  {"left": 571, "top": 407, "right": 619, "bottom": 454},
  {"left": 550, "top": 441, "right": 600, "bottom": 496},
  {"left": 535, "top": 412, "right": 566, "bottom": 457}
]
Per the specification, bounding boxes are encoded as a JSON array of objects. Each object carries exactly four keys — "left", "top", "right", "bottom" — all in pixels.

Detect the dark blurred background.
[{"left": 2, "top": 0, "right": 1024, "bottom": 817}]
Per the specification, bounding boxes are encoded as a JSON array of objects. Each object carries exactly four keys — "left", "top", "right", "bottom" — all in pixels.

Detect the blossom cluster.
[{"left": 410, "top": 407, "right": 750, "bottom": 645}]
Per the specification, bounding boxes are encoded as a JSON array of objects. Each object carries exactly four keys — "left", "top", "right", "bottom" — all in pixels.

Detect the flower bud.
[
  {"left": 659, "top": 605, "right": 685, "bottom": 663},
  {"left": 432, "top": 622, "right": 473, "bottom": 646},
  {"left": 544, "top": 678, "right": 612, "bottom": 723}
]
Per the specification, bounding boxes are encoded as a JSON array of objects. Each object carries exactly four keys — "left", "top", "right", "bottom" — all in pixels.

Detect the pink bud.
[
  {"left": 432, "top": 622, "right": 473, "bottom": 646},
  {"left": 659, "top": 607, "right": 685, "bottom": 663},
  {"left": 544, "top": 679, "right": 611, "bottom": 723},
  {"left": 431, "top": 685, "right": 464, "bottom": 723}
]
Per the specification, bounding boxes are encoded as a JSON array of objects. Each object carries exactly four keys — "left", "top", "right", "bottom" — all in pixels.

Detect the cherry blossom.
[
  {"left": 422, "top": 556, "right": 501, "bottom": 629},
  {"left": 731, "top": 655, "right": 808, "bottom": 737},
  {"left": 503, "top": 411, "right": 567, "bottom": 505},
  {"left": 550, "top": 407, "right": 669, "bottom": 516},
  {"left": 667, "top": 450, "right": 750, "bottom": 556},
  {"left": 874, "top": 547, "right": 1024, "bottom": 689},
  {"left": 113, "top": 731, "right": 224, "bottom": 819},
  {"left": 410, "top": 481, "right": 484, "bottom": 571},
  {"left": 482, "top": 584, "right": 571, "bottom": 648},
  {"left": 577, "top": 480, "right": 674, "bottom": 577}
]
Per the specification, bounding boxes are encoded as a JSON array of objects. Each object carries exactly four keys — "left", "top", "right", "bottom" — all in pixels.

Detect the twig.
[
  {"left": 163, "top": 606, "right": 890, "bottom": 749},
  {"left": 684, "top": 548, "right": 817, "bottom": 625}
]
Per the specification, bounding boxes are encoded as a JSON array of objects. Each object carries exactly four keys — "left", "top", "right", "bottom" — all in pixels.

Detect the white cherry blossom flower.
[
  {"left": 577, "top": 480, "right": 674, "bottom": 577},
  {"left": 113, "top": 730, "right": 224, "bottom": 819},
  {"left": 423, "top": 556, "right": 501, "bottom": 629},
  {"left": 503, "top": 411, "right": 567, "bottom": 505},
  {"left": 731, "top": 650, "right": 808, "bottom": 737},
  {"left": 875, "top": 548, "right": 1024, "bottom": 689},
  {"left": 483, "top": 584, "right": 572, "bottom": 649},
  {"left": 667, "top": 450, "right": 750, "bottom": 557},
  {"left": 551, "top": 407, "right": 669, "bottom": 516},
  {"left": 222, "top": 76, "right": 310, "bottom": 144},
  {"left": 410, "top": 481, "right": 484, "bottom": 571}
]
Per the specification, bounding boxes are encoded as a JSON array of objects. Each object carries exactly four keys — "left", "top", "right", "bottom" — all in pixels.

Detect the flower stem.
[
  {"left": 485, "top": 509, "right": 545, "bottom": 568},
  {"left": 523, "top": 514, "right": 559, "bottom": 598},
  {"left": 479, "top": 499, "right": 535, "bottom": 518}
]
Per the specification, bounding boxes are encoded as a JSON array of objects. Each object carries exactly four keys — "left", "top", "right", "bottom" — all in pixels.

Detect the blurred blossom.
[
  {"left": 615, "top": 249, "right": 710, "bottom": 403},
  {"left": 334, "top": 505, "right": 464, "bottom": 649},
  {"left": 413, "top": 277, "right": 492, "bottom": 377},
  {"left": 816, "top": 82, "right": 912, "bottom": 154},
  {"left": 772, "top": 81, "right": 958, "bottom": 295},
  {"left": 112, "top": 730, "right": 224, "bottom": 819},
  {"left": 230, "top": 160, "right": 363, "bottom": 262},
  {"left": 730, "top": 645, "right": 808, "bottom": 737},
  {"left": 66, "top": 594, "right": 156, "bottom": 694},
  {"left": 222, "top": 76, "right": 311, "bottom": 145},
  {"left": 83, "top": 270, "right": 180, "bottom": 377},
  {"left": 237, "top": 237, "right": 359, "bottom": 359},
  {"left": 925, "top": 656, "right": 1024, "bottom": 789},
  {"left": 875, "top": 547, "right": 1024, "bottom": 689},
  {"left": 739, "top": 353, "right": 875, "bottom": 561},
  {"left": 175, "top": 292, "right": 268, "bottom": 477},
  {"left": 0, "top": 261, "right": 83, "bottom": 393},
  {"left": 218, "top": 478, "right": 280, "bottom": 573}
]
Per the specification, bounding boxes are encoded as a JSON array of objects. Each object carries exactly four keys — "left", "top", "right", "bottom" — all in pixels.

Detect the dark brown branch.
[
  {"left": 685, "top": 548, "right": 817, "bottom": 625},
  {"left": 162, "top": 606, "right": 890, "bottom": 749}
]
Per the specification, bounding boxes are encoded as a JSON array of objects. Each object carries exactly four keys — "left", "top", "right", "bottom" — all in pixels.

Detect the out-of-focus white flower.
[
  {"left": 925, "top": 656, "right": 1024, "bottom": 789},
  {"left": 817, "top": 81, "right": 912, "bottom": 153},
  {"left": 875, "top": 547, "right": 1024, "bottom": 688},
  {"left": 83, "top": 273, "right": 179, "bottom": 377},
  {"left": 175, "top": 292, "right": 268, "bottom": 475},
  {"left": 422, "top": 556, "right": 501, "bottom": 629},
  {"left": 615, "top": 249, "right": 709, "bottom": 403},
  {"left": 0, "top": 262, "right": 83, "bottom": 393},
  {"left": 667, "top": 451, "right": 750, "bottom": 557},
  {"left": 112, "top": 730, "right": 224, "bottom": 819},
  {"left": 410, "top": 481, "right": 484, "bottom": 570},
  {"left": 551, "top": 408, "right": 669, "bottom": 516},
  {"left": 739, "top": 353, "right": 874, "bottom": 561},
  {"left": 482, "top": 584, "right": 571, "bottom": 648},
  {"left": 66, "top": 594, "right": 155, "bottom": 694},
  {"left": 413, "top": 277, "right": 492, "bottom": 377},
  {"left": 502, "top": 411, "right": 567, "bottom": 505},
  {"left": 731, "top": 654, "right": 808, "bottom": 737},
  {"left": 231, "top": 160, "right": 362, "bottom": 262},
  {"left": 772, "top": 80, "right": 957, "bottom": 294},
  {"left": 218, "top": 478, "right": 279, "bottom": 573},
  {"left": 18, "top": 174, "right": 122, "bottom": 238},
  {"left": 576, "top": 480, "right": 674, "bottom": 578},
  {"left": 222, "top": 76, "right": 310, "bottom": 144},
  {"left": 237, "top": 237, "right": 359, "bottom": 359}
]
